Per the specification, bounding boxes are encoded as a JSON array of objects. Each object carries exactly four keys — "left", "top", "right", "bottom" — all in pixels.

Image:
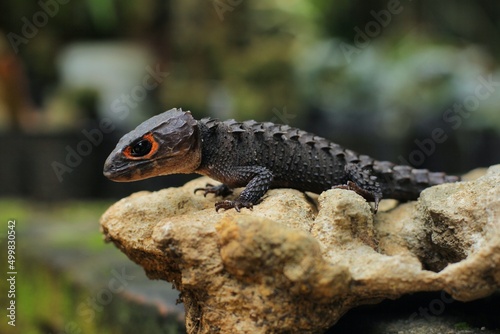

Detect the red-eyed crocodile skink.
[{"left": 103, "top": 108, "right": 460, "bottom": 212}]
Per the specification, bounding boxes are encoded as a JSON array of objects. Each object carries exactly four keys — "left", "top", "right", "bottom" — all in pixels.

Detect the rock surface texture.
[{"left": 100, "top": 165, "right": 500, "bottom": 334}]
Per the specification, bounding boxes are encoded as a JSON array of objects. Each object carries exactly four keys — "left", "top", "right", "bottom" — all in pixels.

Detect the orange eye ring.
[{"left": 123, "top": 133, "right": 159, "bottom": 160}]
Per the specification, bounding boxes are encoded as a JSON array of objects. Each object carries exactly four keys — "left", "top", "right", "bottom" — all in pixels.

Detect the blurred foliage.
[
  {"left": 0, "top": 199, "right": 183, "bottom": 334},
  {"left": 296, "top": 34, "right": 500, "bottom": 138},
  {"left": 0, "top": 199, "right": 111, "bottom": 246},
  {"left": 1, "top": 0, "right": 500, "bottom": 126}
]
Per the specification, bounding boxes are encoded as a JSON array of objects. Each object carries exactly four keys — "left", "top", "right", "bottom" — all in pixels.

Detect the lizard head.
[{"left": 103, "top": 108, "right": 201, "bottom": 182}]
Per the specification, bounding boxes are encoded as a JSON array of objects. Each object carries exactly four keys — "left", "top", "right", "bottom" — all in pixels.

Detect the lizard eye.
[
  {"left": 123, "top": 133, "right": 159, "bottom": 159},
  {"left": 130, "top": 139, "right": 152, "bottom": 157}
]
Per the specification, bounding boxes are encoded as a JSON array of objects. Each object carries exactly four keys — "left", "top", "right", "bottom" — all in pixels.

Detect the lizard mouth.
[
  {"left": 103, "top": 162, "right": 130, "bottom": 181},
  {"left": 103, "top": 159, "right": 154, "bottom": 182}
]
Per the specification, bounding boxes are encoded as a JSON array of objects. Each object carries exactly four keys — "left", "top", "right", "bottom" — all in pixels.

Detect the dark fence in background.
[{"left": 0, "top": 130, "right": 195, "bottom": 201}]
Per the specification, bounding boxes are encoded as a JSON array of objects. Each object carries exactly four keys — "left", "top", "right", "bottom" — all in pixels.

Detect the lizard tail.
[{"left": 372, "top": 160, "right": 461, "bottom": 201}]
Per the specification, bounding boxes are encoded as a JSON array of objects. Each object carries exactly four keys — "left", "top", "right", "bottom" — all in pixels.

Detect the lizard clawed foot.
[
  {"left": 194, "top": 183, "right": 233, "bottom": 197},
  {"left": 333, "top": 181, "right": 382, "bottom": 213},
  {"left": 215, "top": 200, "right": 253, "bottom": 213}
]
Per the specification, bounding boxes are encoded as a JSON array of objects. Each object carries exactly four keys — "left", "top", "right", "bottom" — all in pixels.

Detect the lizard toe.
[
  {"left": 333, "top": 181, "right": 382, "bottom": 213},
  {"left": 215, "top": 200, "right": 253, "bottom": 212}
]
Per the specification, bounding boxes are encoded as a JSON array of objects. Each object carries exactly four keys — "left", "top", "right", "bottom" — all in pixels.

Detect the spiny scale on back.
[{"left": 103, "top": 108, "right": 460, "bottom": 212}]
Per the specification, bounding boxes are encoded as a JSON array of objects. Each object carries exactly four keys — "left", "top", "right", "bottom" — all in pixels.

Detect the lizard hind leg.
[{"left": 333, "top": 163, "right": 383, "bottom": 213}]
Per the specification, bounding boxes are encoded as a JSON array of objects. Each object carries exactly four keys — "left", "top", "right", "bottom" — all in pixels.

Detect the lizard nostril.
[{"left": 103, "top": 162, "right": 115, "bottom": 176}]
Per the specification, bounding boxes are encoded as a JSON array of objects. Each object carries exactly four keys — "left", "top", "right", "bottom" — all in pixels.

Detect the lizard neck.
[{"left": 193, "top": 119, "right": 231, "bottom": 181}]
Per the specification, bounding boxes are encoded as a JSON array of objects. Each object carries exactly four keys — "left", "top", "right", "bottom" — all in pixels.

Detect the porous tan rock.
[{"left": 100, "top": 165, "right": 500, "bottom": 333}]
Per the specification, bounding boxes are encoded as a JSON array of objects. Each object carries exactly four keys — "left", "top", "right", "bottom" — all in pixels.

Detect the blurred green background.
[{"left": 0, "top": 0, "right": 499, "bottom": 333}]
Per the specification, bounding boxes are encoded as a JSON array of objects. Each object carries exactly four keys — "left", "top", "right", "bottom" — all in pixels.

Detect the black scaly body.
[{"left": 103, "top": 108, "right": 460, "bottom": 212}]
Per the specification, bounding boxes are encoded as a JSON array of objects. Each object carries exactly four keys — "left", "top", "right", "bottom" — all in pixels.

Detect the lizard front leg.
[{"left": 214, "top": 166, "right": 273, "bottom": 212}]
